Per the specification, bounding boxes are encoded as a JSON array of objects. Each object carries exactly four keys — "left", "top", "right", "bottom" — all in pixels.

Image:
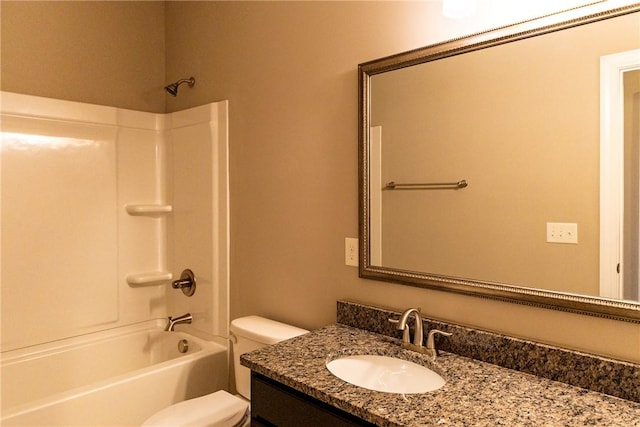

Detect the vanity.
[{"left": 241, "top": 301, "right": 640, "bottom": 426}]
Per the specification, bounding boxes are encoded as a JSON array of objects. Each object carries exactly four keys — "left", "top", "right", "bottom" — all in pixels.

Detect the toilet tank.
[{"left": 230, "top": 316, "right": 308, "bottom": 400}]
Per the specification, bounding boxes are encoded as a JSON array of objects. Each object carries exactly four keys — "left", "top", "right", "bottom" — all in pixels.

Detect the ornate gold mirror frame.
[{"left": 359, "top": 2, "right": 640, "bottom": 323}]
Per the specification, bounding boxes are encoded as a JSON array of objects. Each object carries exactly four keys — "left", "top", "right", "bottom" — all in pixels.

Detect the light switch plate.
[
  {"left": 345, "top": 237, "right": 358, "bottom": 267},
  {"left": 546, "top": 222, "right": 578, "bottom": 244}
]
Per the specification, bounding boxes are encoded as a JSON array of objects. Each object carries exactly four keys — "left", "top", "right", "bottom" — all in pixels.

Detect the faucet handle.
[
  {"left": 426, "top": 329, "right": 452, "bottom": 350},
  {"left": 388, "top": 317, "right": 410, "bottom": 343},
  {"left": 172, "top": 269, "right": 196, "bottom": 297}
]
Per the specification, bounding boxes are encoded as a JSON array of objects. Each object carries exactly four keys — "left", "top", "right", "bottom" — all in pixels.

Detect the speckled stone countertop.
[{"left": 241, "top": 324, "right": 640, "bottom": 426}]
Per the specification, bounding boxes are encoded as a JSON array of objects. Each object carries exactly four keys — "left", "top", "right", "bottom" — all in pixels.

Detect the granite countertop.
[{"left": 241, "top": 324, "right": 640, "bottom": 426}]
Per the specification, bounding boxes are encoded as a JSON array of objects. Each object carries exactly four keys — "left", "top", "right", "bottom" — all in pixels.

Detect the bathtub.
[{"left": 1, "top": 320, "right": 228, "bottom": 426}]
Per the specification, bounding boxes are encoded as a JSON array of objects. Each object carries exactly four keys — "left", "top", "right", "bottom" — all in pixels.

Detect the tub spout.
[{"left": 165, "top": 313, "right": 192, "bottom": 331}]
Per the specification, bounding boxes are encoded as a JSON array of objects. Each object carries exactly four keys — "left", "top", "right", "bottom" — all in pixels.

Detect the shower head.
[{"left": 165, "top": 77, "right": 195, "bottom": 96}]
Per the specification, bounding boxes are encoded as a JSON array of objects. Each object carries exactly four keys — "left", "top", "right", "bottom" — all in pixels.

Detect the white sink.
[{"left": 326, "top": 355, "right": 445, "bottom": 394}]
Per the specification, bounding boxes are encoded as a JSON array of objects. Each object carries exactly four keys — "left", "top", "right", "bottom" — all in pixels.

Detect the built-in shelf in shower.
[
  {"left": 125, "top": 204, "right": 172, "bottom": 287},
  {"left": 126, "top": 271, "right": 173, "bottom": 286},
  {"left": 125, "top": 204, "right": 172, "bottom": 216}
]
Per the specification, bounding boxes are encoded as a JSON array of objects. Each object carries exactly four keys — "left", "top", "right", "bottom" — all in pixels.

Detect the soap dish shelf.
[
  {"left": 125, "top": 204, "right": 172, "bottom": 216},
  {"left": 126, "top": 272, "right": 173, "bottom": 286},
  {"left": 125, "top": 203, "right": 172, "bottom": 287}
]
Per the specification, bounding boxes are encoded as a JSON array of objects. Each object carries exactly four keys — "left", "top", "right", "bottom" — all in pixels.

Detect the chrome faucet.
[
  {"left": 165, "top": 313, "right": 192, "bottom": 331},
  {"left": 390, "top": 308, "right": 424, "bottom": 352},
  {"left": 390, "top": 308, "right": 452, "bottom": 360},
  {"left": 397, "top": 308, "right": 424, "bottom": 346}
]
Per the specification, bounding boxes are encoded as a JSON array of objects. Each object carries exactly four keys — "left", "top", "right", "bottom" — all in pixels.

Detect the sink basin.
[{"left": 326, "top": 355, "right": 445, "bottom": 394}]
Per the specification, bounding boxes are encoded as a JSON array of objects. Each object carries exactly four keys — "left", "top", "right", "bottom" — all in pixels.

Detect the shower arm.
[
  {"left": 174, "top": 78, "right": 195, "bottom": 87},
  {"left": 165, "top": 77, "right": 195, "bottom": 96}
]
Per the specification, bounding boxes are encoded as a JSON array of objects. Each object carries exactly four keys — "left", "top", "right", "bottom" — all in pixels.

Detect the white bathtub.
[{"left": 1, "top": 320, "right": 228, "bottom": 426}]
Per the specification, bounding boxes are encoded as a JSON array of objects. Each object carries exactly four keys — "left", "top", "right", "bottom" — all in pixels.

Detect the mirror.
[{"left": 359, "top": 2, "right": 640, "bottom": 322}]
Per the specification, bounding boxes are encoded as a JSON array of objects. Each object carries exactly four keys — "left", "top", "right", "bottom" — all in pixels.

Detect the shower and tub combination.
[
  {"left": 1, "top": 321, "right": 227, "bottom": 426},
  {"left": 0, "top": 86, "right": 230, "bottom": 426}
]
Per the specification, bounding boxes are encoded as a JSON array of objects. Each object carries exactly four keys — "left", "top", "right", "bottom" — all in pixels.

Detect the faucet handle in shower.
[{"left": 172, "top": 269, "right": 196, "bottom": 297}]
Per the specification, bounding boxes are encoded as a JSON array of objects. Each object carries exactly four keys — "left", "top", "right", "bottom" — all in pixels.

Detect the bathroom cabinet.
[{"left": 250, "top": 373, "right": 374, "bottom": 427}]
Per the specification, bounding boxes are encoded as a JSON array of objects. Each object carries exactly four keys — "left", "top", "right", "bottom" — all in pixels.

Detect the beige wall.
[
  {"left": 0, "top": 1, "right": 166, "bottom": 113},
  {"left": 2, "top": 1, "right": 639, "bottom": 362},
  {"left": 164, "top": 1, "right": 640, "bottom": 362}
]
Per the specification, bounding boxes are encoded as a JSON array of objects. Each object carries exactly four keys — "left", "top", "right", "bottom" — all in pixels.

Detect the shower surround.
[{"left": 1, "top": 92, "right": 230, "bottom": 422}]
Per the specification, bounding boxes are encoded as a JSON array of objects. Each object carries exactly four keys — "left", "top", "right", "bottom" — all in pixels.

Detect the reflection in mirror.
[
  {"left": 359, "top": 2, "right": 640, "bottom": 322},
  {"left": 600, "top": 47, "right": 640, "bottom": 301},
  {"left": 621, "top": 68, "right": 640, "bottom": 300}
]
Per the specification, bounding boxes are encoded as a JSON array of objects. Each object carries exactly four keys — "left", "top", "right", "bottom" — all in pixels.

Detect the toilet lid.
[{"left": 141, "top": 390, "right": 249, "bottom": 427}]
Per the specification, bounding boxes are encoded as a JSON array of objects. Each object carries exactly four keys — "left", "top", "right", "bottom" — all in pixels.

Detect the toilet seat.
[{"left": 141, "top": 390, "right": 249, "bottom": 427}]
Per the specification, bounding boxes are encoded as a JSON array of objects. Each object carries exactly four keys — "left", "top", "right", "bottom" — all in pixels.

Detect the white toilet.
[{"left": 141, "top": 316, "right": 308, "bottom": 427}]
